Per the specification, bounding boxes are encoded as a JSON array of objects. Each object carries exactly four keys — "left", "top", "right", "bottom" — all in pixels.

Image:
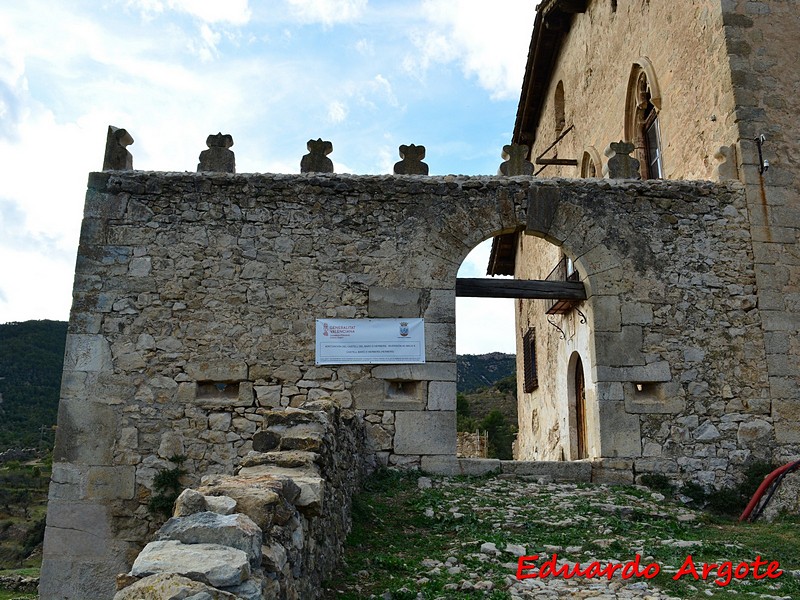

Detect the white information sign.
[{"left": 315, "top": 318, "right": 425, "bottom": 365}]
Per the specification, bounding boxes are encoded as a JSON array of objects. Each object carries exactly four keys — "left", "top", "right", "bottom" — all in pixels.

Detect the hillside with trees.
[
  {"left": 457, "top": 352, "right": 515, "bottom": 393},
  {"left": 0, "top": 320, "right": 67, "bottom": 451}
]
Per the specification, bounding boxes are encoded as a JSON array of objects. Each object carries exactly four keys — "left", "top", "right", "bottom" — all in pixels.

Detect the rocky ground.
[{"left": 326, "top": 471, "right": 800, "bottom": 599}]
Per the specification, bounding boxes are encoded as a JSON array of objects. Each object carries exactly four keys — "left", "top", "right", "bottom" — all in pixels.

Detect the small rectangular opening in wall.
[
  {"left": 197, "top": 381, "right": 240, "bottom": 400},
  {"left": 387, "top": 380, "right": 420, "bottom": 400},
  {"left": 634, "top": 382, "right": 657, "bottom": 394}
]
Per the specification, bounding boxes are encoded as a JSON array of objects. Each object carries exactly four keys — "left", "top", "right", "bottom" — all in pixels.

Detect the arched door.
[{"left": 574, "top": 355, "right": 588, "bottom": 459}]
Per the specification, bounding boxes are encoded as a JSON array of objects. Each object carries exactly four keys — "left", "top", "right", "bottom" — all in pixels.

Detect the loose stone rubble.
[{"left": 114, "top": 400, "right": 370, "bottom": 600}]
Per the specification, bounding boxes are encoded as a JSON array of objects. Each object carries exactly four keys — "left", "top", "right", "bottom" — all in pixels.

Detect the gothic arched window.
[{"left": 625, "top": 59, "right": 664, "bottom": 179}]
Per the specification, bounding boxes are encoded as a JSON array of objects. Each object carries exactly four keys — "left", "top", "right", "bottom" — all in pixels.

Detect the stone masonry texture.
[{"left": 40, "top": 169, "right": 796, "bottom": 598}]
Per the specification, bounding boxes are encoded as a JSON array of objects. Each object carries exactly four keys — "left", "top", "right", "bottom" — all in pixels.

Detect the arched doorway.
[{"left": 570, "top": 352, "right": 589, "bottom": 460}]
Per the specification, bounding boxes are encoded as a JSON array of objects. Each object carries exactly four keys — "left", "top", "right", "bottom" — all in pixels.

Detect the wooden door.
[{"left": 574, "top": 355, "right": 588, "bottom": 459}]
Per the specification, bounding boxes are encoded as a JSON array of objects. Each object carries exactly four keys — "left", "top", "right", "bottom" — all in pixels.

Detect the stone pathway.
[{"left": 338, "top": 474, "right": 798, "bottom": 600}]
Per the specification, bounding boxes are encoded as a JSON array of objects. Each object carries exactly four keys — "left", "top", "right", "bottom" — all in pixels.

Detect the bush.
[{"left": 147, "top": 455, "right": 187, "bottom": 518}]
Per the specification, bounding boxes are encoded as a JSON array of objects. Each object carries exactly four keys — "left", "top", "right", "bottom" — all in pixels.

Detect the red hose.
[{"left": 738, "top": 461, "right": 797, "bottom": 522}]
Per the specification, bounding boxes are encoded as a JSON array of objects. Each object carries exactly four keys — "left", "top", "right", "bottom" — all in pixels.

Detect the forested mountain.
[
  {"left": 0, "top": 320, "right": 67, "bottom": 451},
  {"left": 456, "top": 352, "right": 516, "bottom": 393}
]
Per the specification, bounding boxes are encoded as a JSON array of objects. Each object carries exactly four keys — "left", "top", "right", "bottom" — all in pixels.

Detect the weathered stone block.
[
  {"left": 773, "top": 400, "right": 800, "bottom": 443},
  {"left": 394, "top": 411, "right": 456, "bottom": 455},
  {"left": 424, "top": 289, "right": 455, "bottom": 323},
  {"left": 591, "top": 295, "right": 621, "bottom": 332},
  {"left": 593, "top": 326, "right": 645, "bottom": 367},
  {"left": 131, "top": 540, "right": 250, "bottom": 588},
  {"left": 424, "top": 322, "right": 455, "bottom": 361},
  {"left": 113, "top": 573, "right": 238, "bottom": 600},
  {"left": 128, "top": 256, "right": 151, "bottom": 277},
  {"left": 185, "top": 360, "right": 248, "bottom": 382},
  {"left": 368, "top": 287, "right": 422, "bottom": 317},
  {"left": 737, "top": 418, "right": 773, "bottom": 445},
  {"left": 597, "top": 401, "right": 641, "bottom": 457},
  {"left": 427, "top": 381, "right": 456, "bottom": 410},
  {"left": 53, "top": 400, "right": 117, "bottom": 465},
  {"left": 624, "top": 381, "right": 685, "bottom": 414},
  {"left": 156, "top": 512, "right": 262, "bottom": 568},
  {"left": 255, "top": 385, "right": 281, "bottom": 407},
  {"left": 63, "top": 334, "right": 112, "bottom": 373},
  {"left": 420, "top": 456, "right": 501, "bottom": 476},
  {"left": 48, "top": 463, "right": 88, "bottom": 501},
  {"left": 502, "top": 461, "right": 592, "bottom": 482},
  {"left": 87, "top": 466, "right": 136, "bottom": 500},
  {"left": 591, "top": 463, "right": 635, "bottom": 485},
  {"left": 371, "top": 362, "right": 456, "bottom": 381},
  {"left": 365, "top": 422, "right": 393, "bottom": 451}
]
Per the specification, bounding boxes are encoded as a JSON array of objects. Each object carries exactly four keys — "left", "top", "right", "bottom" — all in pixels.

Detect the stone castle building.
[
  {"left": 40, "top": 1, "right": 799, "bottom": 598},
  {"left": 490, "top": 0, "right": 800, "bottom": 467}
]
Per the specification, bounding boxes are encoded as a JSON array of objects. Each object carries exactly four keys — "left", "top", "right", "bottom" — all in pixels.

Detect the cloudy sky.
[{"left": 0, "top": 0, "right": 536, "bottom": 354}]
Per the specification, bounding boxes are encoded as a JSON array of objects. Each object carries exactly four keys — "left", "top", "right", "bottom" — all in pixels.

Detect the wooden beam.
[
  {"left": 455, "top": 278, "right": 586, "bottom": 300},
  {"left": 535, "top": 158, "right": 579, "bottom": 166}
]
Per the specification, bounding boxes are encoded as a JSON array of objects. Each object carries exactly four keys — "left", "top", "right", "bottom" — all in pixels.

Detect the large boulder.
[
  {"left": 157, "top": 512, "right": 263, "bottom": 567},
  {"left": 113, "top": 573, "right": 237, "bottom": 600},
  {"left": 199, "top": 473, "right": 300, "bottom": 530},
  {"left": 130, "top": 540, "right": 250, "bottom": 588}
]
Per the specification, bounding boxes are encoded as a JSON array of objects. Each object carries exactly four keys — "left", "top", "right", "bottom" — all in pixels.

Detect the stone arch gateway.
[{"left": 42, "top": 170, "right": 777, "bottom": 598}]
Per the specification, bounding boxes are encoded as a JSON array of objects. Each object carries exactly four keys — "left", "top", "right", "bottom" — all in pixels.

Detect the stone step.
[{"left": 420, "top": 456, "right": 592, "bottom": 481}]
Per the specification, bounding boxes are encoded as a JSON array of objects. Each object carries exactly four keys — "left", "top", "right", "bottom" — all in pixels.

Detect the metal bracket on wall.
[
  {"left": 547, "top": 317, "right": 567, "bottom": 340},
  {"left": 576, "top": 308, "right": 587, "bottom": 324}
]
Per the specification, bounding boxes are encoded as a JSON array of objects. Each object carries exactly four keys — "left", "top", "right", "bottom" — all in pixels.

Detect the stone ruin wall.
[
  {"left": 40, "top": 169, "right": 795, "bottom": 598},
  {"left": 41, "top": 170, "right": 529, "bottom": 599}
]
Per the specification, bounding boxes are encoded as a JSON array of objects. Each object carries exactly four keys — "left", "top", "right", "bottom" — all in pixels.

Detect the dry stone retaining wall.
[{"left": 113, "top": 399, "right": 368, "bottom": 600}]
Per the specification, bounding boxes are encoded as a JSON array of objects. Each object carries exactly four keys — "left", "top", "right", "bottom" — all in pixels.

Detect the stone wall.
[
  {"left": 514, "top": 0, "right": 800, "bottom": 474},
  {"left": 514, "top": 178, "right": 779, "bottom": 489},
  {"left": 41, "top": 169, "right": 789, "bottom": 598},
  {"left": 720, "top": 0, "right": 800, "bottom": 451},
  {"left": 113, "top": 399, "right": 368, "bottom": 600},
  {"left": 40, "top": 171, "right": 529, "bottom": 599},
  {"left": 529, "top": 0, "right": 735, "bottom": 181},
  {"left": 456, "top": 431, "right": 488, "bottom": 458}
]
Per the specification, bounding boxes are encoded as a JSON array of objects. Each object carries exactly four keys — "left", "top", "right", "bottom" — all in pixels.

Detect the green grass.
[{"left": 323, "top": 470, "right": 800, "bottom": 599}]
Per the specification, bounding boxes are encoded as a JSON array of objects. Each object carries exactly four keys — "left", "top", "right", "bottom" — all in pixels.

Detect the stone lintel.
[
  {"left": 371, "top": 362, "right": 456, "bottom": 381},
  {"left": 595, "top": 361, "right": 671, "bottom": 383},
  {"left": 185, "top": 360, "right": 248, "bottom": 382}
]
